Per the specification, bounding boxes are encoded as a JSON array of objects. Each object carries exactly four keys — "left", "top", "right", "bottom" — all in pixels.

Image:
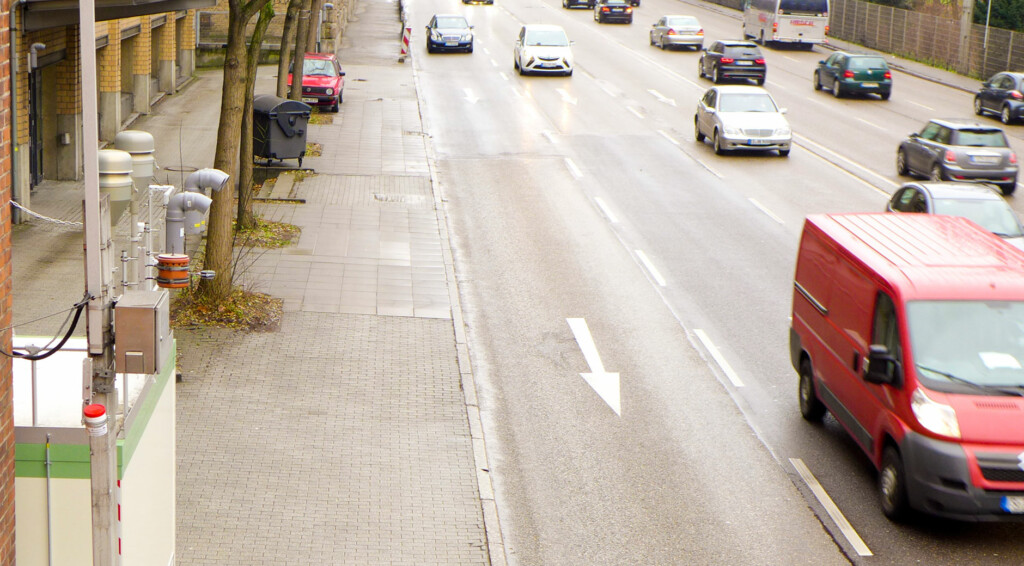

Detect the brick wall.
[
  {"left": 58, "top": 26, "right": 82, "bottom": 116},
  {"left": 0, "top": 0, "right": 15, "bottom": 561},
  {"left": 98, "top": 25, "right": 121, "bottom": 93},
  {"left": 135, "top": 17, "right": 153, "bottom": 75},
  {"left": 157, "top": 18, "right": 176, "bottom": 61}
]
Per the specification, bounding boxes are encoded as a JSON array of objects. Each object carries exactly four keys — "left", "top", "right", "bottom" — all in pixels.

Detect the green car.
[{"left": 813, "top": 52, "right": 892, "bottom": 100}]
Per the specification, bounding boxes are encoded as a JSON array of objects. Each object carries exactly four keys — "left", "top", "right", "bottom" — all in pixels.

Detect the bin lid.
[{"left": 253, "top": 94, "right": 311, "bottom": 116}]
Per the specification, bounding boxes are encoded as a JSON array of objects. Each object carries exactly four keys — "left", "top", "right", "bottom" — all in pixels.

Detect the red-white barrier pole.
[{"left": 401, "top": 26, "right": 411, "bottom": 58}]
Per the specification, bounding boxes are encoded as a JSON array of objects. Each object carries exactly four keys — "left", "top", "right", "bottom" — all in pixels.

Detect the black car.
[
  {"left": 563, "top": 0, "right": 594, "bottom": 8},
  {"left": 896, "top": 119, "right": 1019, "bottom": 196},
  {"left": 974, "top": 72, "right": 1024, "bottom": 125},
  {"left": 813, "top": 52, "right": 892, "bottom": 99},
  {"left": 425, "top": 14, "right": 474, "bottom": 54},
  {"left": 698, "top": 40, "right": 765, "bottom": 85},
  {"left": 594, "top": 0, "right": 633, "bottom": 23}
]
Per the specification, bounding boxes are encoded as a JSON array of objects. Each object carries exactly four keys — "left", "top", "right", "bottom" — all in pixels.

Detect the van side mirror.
[{"left": 865, "top": 344, "right": 901, "bottom": 386}]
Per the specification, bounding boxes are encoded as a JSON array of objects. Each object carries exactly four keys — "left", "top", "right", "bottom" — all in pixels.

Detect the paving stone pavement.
[{"left": 10, "top": 0, "right": 501, "bottom": 562}]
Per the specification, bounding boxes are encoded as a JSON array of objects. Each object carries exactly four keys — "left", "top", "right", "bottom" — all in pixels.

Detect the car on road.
[
  {"left": 287, "top": 52, "right": 345, "bottom": 113},
  {"left": 563, "top": 0, "right": 594, "bottom": 8},
  {"left": 698, "top": 40, "right": 766, "bottom": 85},
  {"left": 885, "top": 182, "right": 1024, "bottom": 250},
  {"left": 694, "top": 85, "right": 791, "bottom": 156},
  {"left": 594, "top": 0, "right": 633, "bottom": 23},
  {"left": 426, "top": 14, "right": 474, "bottom": 54},
  {"left": 974, "top": 72, "right": 1024, "bottom": 125},
  {"left": 649, "top": 15, "right": 704, "bottom": 50},
  {"left": 813, "top": 52, "right": 892, "bottom": 99},
  {"left": 514, "top": 24, "right": 574, "bottom": 76},
  {"left": 896, "top": 118, "right": 1019, "bottom": 195},
  {"left": 462, "top": 0, "right": 493, "bottom": 4}
]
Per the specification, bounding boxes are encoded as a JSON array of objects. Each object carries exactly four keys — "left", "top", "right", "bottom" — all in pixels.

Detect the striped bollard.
[{"left": 400, "top": 26, "right": 411, "bottom": 61}]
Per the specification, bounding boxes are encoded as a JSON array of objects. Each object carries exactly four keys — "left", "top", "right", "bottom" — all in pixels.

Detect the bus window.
[{"left": 779, "top": 0, "right": 828, "bottom": 15}]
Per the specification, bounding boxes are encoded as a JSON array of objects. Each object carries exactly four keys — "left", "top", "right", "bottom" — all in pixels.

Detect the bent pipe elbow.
[{"left": 183, "top": 168, "right": 231, "bottom": 193}]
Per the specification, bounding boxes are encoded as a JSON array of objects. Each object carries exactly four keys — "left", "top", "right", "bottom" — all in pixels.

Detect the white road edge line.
[
  {"left": 693, "top": 329, "right": 744, "bottom": 387},
  {"left": 564, "top": 158, "right": 583, "bottom": 180},
  {"left": 789, "top": 458, "right": 873, "bottom": 557},
  {"left": 794, "top": 133, "right": 894, "bottom": 197},
  {"left": 748, "top": 198, "right": 784, "bottom": 224},
  {"left": 594, "top": 197, "right": 619, "bottom": 223},
  {"left": 658, "top": 130, "right": 680, "bottom": 146},
  {"left": 635, "top": 250, "right": 667, "bottom": 287},
  {"left": 628, "top": 106, "right": 644, "bottom": 119}
]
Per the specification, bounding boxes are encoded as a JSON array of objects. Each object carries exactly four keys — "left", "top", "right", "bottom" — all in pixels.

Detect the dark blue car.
[
  {"left": 425, "top": 15, "right": 474, "bottom": 54},
  {"left": 974, "top": 72, "right": 1024, "bottom": 125}
]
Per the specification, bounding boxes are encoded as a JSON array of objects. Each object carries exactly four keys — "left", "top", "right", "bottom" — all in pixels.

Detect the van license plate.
[{"left": 1001, "top": 496, "right": 1024, "bottom": 513}]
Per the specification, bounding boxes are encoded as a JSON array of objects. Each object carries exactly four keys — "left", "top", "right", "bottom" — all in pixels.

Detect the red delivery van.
[{"left": 790, "top": 213, "right": 1024, "bottom": 521}]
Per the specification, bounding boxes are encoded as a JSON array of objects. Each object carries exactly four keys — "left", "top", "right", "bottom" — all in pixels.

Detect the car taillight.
[
  {"left": 773, "top": 22, "right": 778, "bottom": 33},
  {"left": 1011, "top": 153, "right": 1019, "bottom": 164},
  {"left": 721, "top": 57, "right": 735, "bottom": 64},
  {"left": 884, "top": 71, "right": 892, "bottom": 79},
  {"left": 625, "top": 6, "right": 632, "bottom": 11},
  {"left": 602, "top": 6, "right": 609, "bottom": 10},
  {"left": 697, "top": 29, "right": 704, "bottom": 36},
  {"left": 843, "top": 70, "right": 854, "bottom": 79},
  {"left": 667, "top": 29, "right": 676, "bottom": 35},
  {"left": 755, "top": 58, "right": 765, "bottom": 64},
  {"left": 824, "top": 25, "right": 829, "bottom": 35},
  {"left": 944, "top": 150, "right": 957, "bottom": 163},
  {"left": 1012, "top": 91, "right": 1024, "bottom": 100}
]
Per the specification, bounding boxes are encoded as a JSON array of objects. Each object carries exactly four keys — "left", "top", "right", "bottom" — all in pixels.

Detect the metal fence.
[{"left": 701, "top": 0, "right": 1024, "bottom": 79}]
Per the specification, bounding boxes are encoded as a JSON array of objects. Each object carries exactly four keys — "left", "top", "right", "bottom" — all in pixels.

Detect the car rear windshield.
[
  {"left": 847, "top": 57, "right": 887, "bottom": 70},
  {"left": 667, "top": 16, "right": 699, "bottom": 26},
  {"left": 526, "top": 30, "right": 569, "bottom": 46},
  {"left": 719, "top": 93, "right": 778, "bottom": 112},
  {"left": 952, "top": 129, "right": 1009, "bottom": 147},
  {"left": 779, "top": 0, "right": 828, "bottom": 14},
  {"left": 723, "top": 46, "right": 762, "bottom": 58}
]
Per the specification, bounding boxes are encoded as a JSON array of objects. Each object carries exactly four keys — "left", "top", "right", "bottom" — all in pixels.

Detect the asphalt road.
[{"left": 410, "top": 0, "right": 1024, "bottom": 563}]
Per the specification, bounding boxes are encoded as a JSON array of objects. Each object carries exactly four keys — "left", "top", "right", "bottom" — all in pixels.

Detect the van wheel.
[
  {"left": 880, "top": 446, "right": 910, "bottom": 521},
  {"left": 799, "top": 359, "right": 826, "bottom": 422},
  {"left": 896, "top": 149, "right": 909, "bottom": 176}
]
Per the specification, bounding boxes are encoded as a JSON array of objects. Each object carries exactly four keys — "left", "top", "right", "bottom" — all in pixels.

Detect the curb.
[{"left": 412, "top": 60, "right": 509, "bottom": 566}]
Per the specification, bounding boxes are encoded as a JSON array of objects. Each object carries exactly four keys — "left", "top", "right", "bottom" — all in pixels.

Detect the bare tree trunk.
[
  {"left": 276, "top": 0, "right": 301, "bottom": 98},
  {"left": 238, "top": 3, "right": 275, "bottom": 230},
  {"left": 199, "top": 0, "right": 273, "bottom": 301},
  {"left": 307, "top": 0, "right": 322, "bottom": 53},
  {"left": 288, "top": 0, "right": 313, "bottom": 101}
]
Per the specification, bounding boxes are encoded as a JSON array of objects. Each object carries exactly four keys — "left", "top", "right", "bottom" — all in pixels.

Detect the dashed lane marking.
[{"left": 693, "top": 329, "right": 744, "bottom": 387}]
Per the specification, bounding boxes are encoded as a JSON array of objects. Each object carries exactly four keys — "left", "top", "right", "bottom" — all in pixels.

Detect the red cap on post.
[{"left": 83, "top": 404, "right": 106, "bottom": 419}]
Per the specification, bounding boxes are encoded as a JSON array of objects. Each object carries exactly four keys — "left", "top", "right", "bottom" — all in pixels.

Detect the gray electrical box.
[{"left": 115, "top": 290, "right": 171, "bottom": 374}]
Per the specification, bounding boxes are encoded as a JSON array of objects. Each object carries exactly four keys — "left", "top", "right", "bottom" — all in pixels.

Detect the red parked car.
[
  {"left": 792, "top": 213, "right": 1024, "bottom": 521},
  {"left": 287, "top": 52, "right": 345, "bottom": 112}
]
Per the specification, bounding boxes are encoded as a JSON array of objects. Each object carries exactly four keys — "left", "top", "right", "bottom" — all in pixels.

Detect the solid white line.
[
  {"left": 790, "top": 458, "right": 873, "bottom": 557},
  {"left": 635, "top": 250, "right": 667, "bottom": 287},
  {"left": 693, "top": 329, "right": 744, "bottom": 387},
  {"left": 907, "top": 100, "right": 933, "bottom": 111},
  {"left": 658, "top": 130, "right": 679, "bottom": 146},
  {"left": 594, "top": 197, "right": 619, "bottom": 223},
  {"left": 628, "top": 106, "right": 644, "bottom": 119},
  {"left": 856, "top": 117, "right": 886, "bottom": 131},
  {"left": 564, "top": 158, "right": 583, "bottom": 180},
  {"left": 794, "top": 133, "right": 894, "bottom": 196},
  {"left": 748, "top": 198, "right": 784, "bottom": 224}
]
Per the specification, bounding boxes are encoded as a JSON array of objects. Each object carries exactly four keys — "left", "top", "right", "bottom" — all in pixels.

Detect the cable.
[{"left": 0, "top": 295, "right": 90, "bottom": 361}]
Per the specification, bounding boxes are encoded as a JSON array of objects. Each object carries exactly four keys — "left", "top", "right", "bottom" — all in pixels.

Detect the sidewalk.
[{"left": 11, "top": 0, "right": 500, "bottom": 564}]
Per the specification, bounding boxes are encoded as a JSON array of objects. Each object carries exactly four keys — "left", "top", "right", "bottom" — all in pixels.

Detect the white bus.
[{"left": 742, "top": 0, "right": 829, "bottom": 47}]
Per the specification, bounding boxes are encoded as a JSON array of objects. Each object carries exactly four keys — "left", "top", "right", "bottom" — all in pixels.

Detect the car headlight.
[
  {"left": 911, "top": 388, "right": 960, "bottom": 439},
  {"left": 722, "top": 125, "right": 742, "bottom": 136},
  {"left": 462, "top": 33, "right": 473, "bottom": 41},
  {"left": 774, "top": 126, "right": 791, "bottom": 136},
  {"left": 325, "top": 88, "right": 333, "bottom": 95},
  {"left": 432, "top": 31, "right": 443, "bottom": 40}
]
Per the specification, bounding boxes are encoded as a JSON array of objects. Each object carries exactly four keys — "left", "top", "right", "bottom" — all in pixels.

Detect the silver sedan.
[
  {"left": 649, "top": 15, "right": 703, "bottom": 51},
  {"left": 694, "top": 85, "right": 792, "bottom": 156}
]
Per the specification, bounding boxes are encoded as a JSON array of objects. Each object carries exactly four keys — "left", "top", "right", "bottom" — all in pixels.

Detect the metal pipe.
[
  {"left": 31, "top": 358, "right": 38, "bottom": 426},
  {"left": 165, "top": 190, "right": 212, "bottom": 254},
  {"left": 10, "top": 0, "right": 25, "bottom": 224},
  {"left": 45, "top": 433, "right": 53, "bottom": 566}
]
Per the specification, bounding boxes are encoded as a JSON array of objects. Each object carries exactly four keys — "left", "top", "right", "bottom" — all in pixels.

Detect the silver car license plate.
[
  {"left": 862, "top": 82, "right": 878, "bottom": 87},
  {"left": 971, "top": 156, "right": 1000, "bottom": 165}
]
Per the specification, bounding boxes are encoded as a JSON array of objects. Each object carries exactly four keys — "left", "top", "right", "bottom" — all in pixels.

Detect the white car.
[
  {"left": 694, "top": 85, "right": 791, "bottom": 156},
  {"left": 513, "top": 24, "right": 574, "bottom": 76}
]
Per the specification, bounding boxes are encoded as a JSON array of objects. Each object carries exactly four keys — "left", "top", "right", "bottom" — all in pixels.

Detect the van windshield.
[{"left": 908, "top": 300, "right": 1024, "bottom": 393}]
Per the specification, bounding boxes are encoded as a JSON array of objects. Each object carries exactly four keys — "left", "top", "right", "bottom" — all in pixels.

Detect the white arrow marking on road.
[
  {"left": 464, "top": 88, "right": 480, "bottom": 104},
  {"left": 556, "top": 88, "right": 578, "bottom": 105},
  {"left": 647, "top": 89, "right": 676, "bottom": 106},
  {"left": 567, "top": 318, "right": 621, "bottom": 416}
]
